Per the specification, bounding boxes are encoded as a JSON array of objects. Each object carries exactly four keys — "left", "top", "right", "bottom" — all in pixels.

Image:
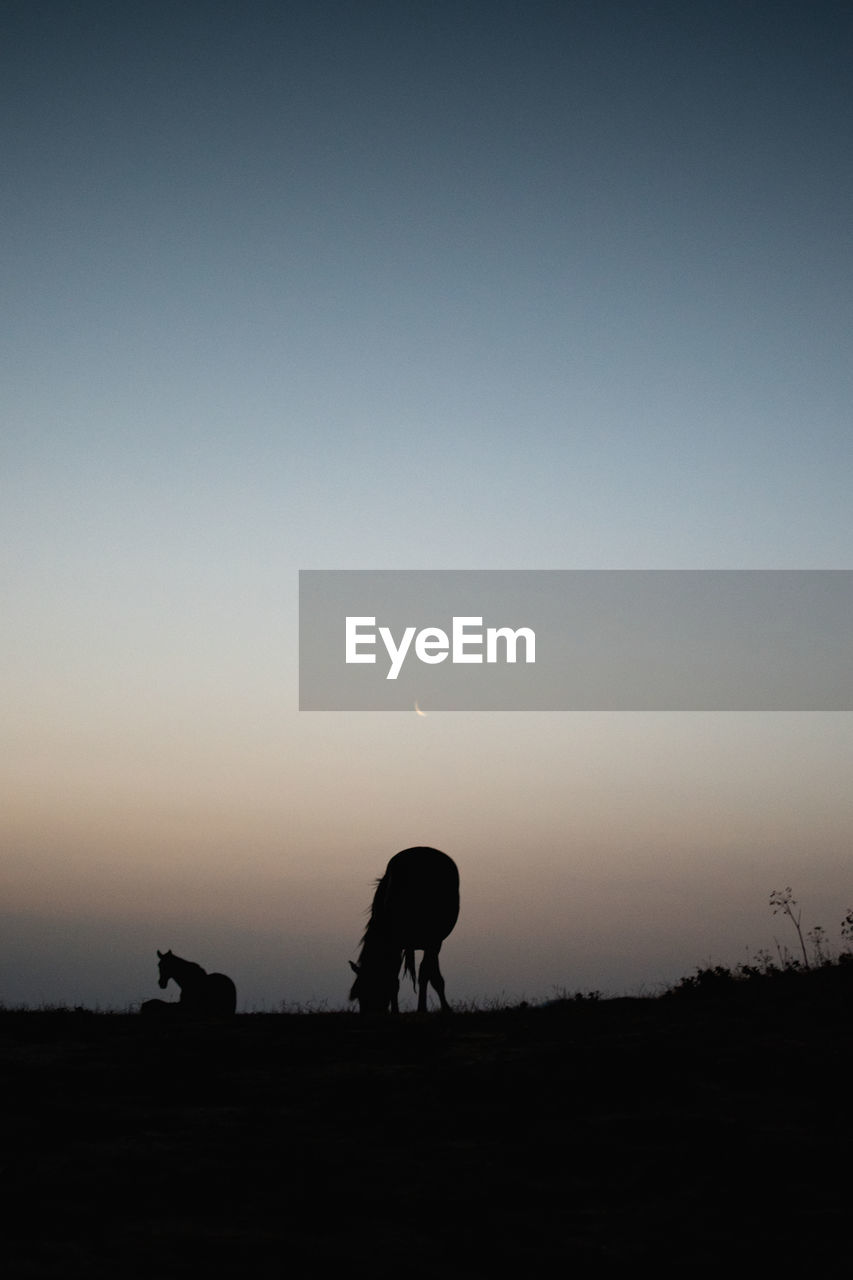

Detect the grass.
[
  {"left": 4, "top": 889, "right": 852, "bottom": 1271},
  {"left": 3, "top": 950, "right": 853, "bottom": 1274}
]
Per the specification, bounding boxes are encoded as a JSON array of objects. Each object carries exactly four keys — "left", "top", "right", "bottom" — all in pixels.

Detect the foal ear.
[{"left": 349, "top": 961, "right": 359, "bottom": 975}]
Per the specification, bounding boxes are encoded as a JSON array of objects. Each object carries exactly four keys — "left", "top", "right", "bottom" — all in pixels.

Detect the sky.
[{"left": 3, "top": 0, "right": 853, "bottom": 1010}]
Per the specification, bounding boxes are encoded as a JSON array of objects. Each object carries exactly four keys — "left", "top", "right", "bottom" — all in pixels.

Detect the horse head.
[
  {"left": 349, "top": 956, "right": 401, "bottom": 1015},
  {"left": 157, "top": 949, "right": 173, "bottom": 990}
]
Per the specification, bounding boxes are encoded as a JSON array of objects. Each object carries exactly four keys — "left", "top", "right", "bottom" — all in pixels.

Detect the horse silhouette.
[
  {"left": 141, "top": 949, "right": 237, "bottom": 1017},
  {"left": 349, "top": 846, "right": 460, "bottom": 1014}
]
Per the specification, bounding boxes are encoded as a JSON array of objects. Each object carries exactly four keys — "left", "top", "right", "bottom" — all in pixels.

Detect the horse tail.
[{"left": 404, "top": 948, "right": 416, "bottom": 991}]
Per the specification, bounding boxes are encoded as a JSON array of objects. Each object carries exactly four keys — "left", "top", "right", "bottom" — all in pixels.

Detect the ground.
[{"left": 3, "top": 971, "right": 851, "bottom": 1274}]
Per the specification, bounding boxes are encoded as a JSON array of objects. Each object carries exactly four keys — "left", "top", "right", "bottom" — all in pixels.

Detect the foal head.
[{"left": 157, "top": 948, "right": 175, "bottom": 990}]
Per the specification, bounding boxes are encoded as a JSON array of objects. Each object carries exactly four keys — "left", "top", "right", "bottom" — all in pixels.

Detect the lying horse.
[{"left": 141, "top": 949, "right": 237, "bottom": 1017}]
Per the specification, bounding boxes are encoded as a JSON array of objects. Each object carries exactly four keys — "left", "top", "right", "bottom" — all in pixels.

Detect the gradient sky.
[{"left": 3, "top": 0, "right": 853, "bottom": 1009}]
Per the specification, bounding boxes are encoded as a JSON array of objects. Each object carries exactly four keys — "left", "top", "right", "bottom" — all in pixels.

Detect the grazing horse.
[
  {"left": 349, "top": 846, "right": 460, "bottom": 1015},
  {"left": 148, "top": 949, "right": 237, "bottom": 1017}
]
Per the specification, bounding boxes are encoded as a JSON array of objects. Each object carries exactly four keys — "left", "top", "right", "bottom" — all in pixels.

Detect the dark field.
[{"left": 4, "top": 971, "right": 853, "bottom": 1275}]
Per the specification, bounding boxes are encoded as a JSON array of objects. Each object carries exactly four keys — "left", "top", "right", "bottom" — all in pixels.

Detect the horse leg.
[
  {"left": 417, "top": 950, "right": 450, "bottom": 1013},
  {"left": 416, "top": 954, "right": 429, "bottom": 1012},
  {"left": 419, "top": 949, "right": 451, "bottom": 1013}
]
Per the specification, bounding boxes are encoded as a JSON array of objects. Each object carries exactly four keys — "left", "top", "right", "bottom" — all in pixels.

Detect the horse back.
[
  {"left": 378, "top": 846, "right": 460, "bottom": 947},
  {"left": 207, "top": 972, "right": 237, "bottom": 1016},
  {"left": 179, "top": 971, "right": 237, "bottom": 1016}
]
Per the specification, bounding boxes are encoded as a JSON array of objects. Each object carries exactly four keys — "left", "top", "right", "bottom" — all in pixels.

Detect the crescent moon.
[{"left": 414, "top": 700, "right": 427, "bottom": 717}]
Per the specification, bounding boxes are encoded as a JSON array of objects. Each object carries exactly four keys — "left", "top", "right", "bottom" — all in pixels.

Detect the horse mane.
[
  {"left": 357, "top": 876, "right": 417, "bottom": 993},
  {"left": 358, "top": 874, "right": 388, "bottom": 946},
  {"left": 163, "top": 953, "right": 207, "bottom": 980}
]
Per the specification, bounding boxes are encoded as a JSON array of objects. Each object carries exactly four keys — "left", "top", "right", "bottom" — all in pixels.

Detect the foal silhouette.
[
  {"left": 349, "top": 846, "right": 460, "bottom": 1014},
  {"left": 141, "top": 949, "right": 237, "bottom": 1017}
]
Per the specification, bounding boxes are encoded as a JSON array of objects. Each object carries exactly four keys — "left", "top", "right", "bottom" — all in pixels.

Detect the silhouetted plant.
[
  {"left": 772, "top": 938, "right": 801, "bottom": 970},
  {"left": 841, "top": 909, "right": 853, "bottom": 953},
  {"left": 807, "top": 925, "right": 830, "bottom": 966},
  {"left": 668, "top": 965, "right": 738, "bottom": 997},
  {"left": 748, "top": 947, "right": 777, "bottom": 975},
  {"left": 770, "top": 887, "right": 810, "bottom": 969}
]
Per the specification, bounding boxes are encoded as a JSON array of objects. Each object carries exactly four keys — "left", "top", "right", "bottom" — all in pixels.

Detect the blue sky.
[{"left": 3, "top": 1, "right": 852, "bottom": 1009}]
